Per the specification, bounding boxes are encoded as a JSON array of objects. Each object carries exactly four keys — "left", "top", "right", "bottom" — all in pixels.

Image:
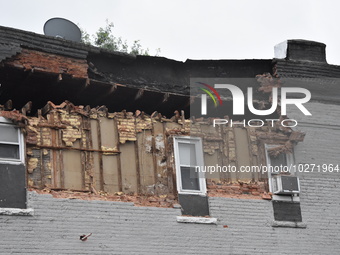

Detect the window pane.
[
  {"left": 0, "top": 125, "right": 19, "bottom": 143},
  {"left": 178, "top": 143, "right": 197, "bottom": 166},
  {"left": 0, "top": 144, "right": 20, "bottom": 159},
  {"left": 181, "top": 166, "right": 200, "bottom": 191},
  {"left": 269, "top": 153, "right": 288, "bottom": 175},
  {"left": 270, "top": 153, "right": 287, "bottom": 167}
]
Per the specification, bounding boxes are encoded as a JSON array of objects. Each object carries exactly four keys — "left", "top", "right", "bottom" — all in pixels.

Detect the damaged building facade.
[{"left": 0, "top": 25, "right": 339, "bottom": 254}]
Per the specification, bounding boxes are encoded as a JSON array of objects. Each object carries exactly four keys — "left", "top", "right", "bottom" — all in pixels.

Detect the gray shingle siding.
[
  {"left": 0, "top": 100, "right": 339, "bottom": 255},
  {"left": 1, "top": 186, "right": 339, "bottom": 254}
]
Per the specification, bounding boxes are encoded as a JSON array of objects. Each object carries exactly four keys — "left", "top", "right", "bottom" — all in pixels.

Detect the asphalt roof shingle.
[{"left": 0, "top": 42, "right": 21, "bottom": 62}]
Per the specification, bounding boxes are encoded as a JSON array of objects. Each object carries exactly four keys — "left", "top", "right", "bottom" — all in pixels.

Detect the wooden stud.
[
  {"left": 80, "top": 116, "right": 86, "bottom": 190},
  {"left": 4, "top": 100, "right": 12, "bottom": 110},
  {"left": 96, "top": 118, "right": 104, "bottom": 191},
  {"left": 21, "top": 101, "right": 32, "bottom": 116},
  {"left": 50, "top": 112, "right": 58, "bottom": 188},
  {"left": 114, "top": 118, "right": 123, "bottom": 192},
  {"left": 151, "top": 119, "right": 158, "bottom": 185},
  {"left": 57, "top": 112, "right": 64, "bottom": 189},
  {"left": 134, "top": 140, "right": 141, "bottom": 194},
  {"left": 39, "top": 128, "right": 45, "bottom": 189}
]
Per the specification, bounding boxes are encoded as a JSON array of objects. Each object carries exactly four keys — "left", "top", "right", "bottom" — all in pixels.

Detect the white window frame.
[
  {"left": 173, "top": 136, "right": 206, "bottom": 196},
  {"left": 265, "top": 144, "right": 299, "bottom": 202},
  {"left": 0, "top": 117, "right": 25, "bottom": 164}
]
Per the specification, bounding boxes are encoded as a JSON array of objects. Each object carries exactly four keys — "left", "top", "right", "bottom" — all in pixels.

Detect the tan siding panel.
[
  {"left": 63, "top": 150, "right": 83, "bottom": 190},
  {"left": 234, "top": 128, "right": 252, "bottom": 181},
  {"left": 120, "top": 142, "right": 138, "bottom": 193}
]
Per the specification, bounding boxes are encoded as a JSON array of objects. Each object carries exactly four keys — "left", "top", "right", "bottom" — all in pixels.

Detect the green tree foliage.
[{"left": 80, "top": 20, "right": 160, "bottom": 56}]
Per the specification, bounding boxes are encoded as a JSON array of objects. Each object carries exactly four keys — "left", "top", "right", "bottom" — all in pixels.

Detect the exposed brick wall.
[
  {"left": 207, "top": 180, "right": 269, "bottom": 198},
  {"left": 5, "top": 49, "right": 88, "bottom": 79}
]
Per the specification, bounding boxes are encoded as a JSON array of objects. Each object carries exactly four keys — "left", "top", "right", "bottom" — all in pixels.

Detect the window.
[
  {"left": 0, "top": 117, "right": 24, "bottom": 164},
  {"left": 265, "top": 144, "right": 295, "bottom": 194},
  {"left": 173, "top": 137, "right": 206, "bottom": 195},
  {"left": 0, "top": 117, "right": 26, "bottom": 209},
  {"left": 265, "top": 144, "right": 303, "bottom": 224}
]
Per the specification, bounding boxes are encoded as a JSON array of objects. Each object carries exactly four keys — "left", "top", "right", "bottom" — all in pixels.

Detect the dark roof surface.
[
  {"left": 0, "top": 25, "right": 339, "bottom": 114},
  {"left": 275, "top": 60, "right": 340, "bottom": 104},
  {"left": 0, "top": 25, "right": 134, "bottom": 61},
  {"left": 275, "top": 59, "right": 340, "bottom": 78},
  {"left": 0, "top": 42, "right": 21, "bottom": 62}
]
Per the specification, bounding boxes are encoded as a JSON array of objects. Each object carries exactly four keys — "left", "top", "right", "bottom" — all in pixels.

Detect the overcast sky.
[{"left": 1, "top": 0, "right": 339, "bottom": 64}]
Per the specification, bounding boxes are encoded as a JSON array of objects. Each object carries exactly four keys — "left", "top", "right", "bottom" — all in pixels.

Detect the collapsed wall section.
[{"left": 0, "top": 101, "right": 304, "bottom": 204}]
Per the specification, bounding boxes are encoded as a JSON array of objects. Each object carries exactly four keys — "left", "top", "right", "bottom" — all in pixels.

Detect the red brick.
[{"left": 262, "top": 193, "right": 272, "bottom": 200}]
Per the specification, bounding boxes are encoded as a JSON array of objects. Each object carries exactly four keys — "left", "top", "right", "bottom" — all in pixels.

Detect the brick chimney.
[{"left": 274, "top": 39, "right": 326, "bottom": 63}]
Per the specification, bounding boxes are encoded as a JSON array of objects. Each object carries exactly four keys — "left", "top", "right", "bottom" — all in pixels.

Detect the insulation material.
[
  {"left": 62, "top": 128, "right": 82, "bottom": 147},
  {"left": 27, "top": 158, "right": 38, "bottom": 174},
  {"left": 27, "top": 149, "right": 42, "bottom": 187}
]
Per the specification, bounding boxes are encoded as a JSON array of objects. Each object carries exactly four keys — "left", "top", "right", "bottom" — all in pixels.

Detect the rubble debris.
[
  {"left": 80, "top": 233, "right": 92, "bottom": 241},
  {"left": 267, "top": 140, "right": 294, "bottom": 157},
  {"left": 256, "top": 73, "right": 281, "bottom": 94},
  {"left": 31, "top": 188, "right": 178, "bottom": 208},
  {"left": 207, "top": 180, "right": 268, "bottom": 199},
  {"left": 0, "top": 110, "right": 28, "bottom": 122}
]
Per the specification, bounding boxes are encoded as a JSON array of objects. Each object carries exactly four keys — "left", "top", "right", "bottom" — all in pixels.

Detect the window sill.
[
  {"left": 0, "top": 208, "right": 34, "bottom": 216},
  {"left": 177, "top": 216, "right": 217, "bottom": 224},
  {"left": 272, "top": 194, "right": 300, "bottom": 202},
  {"left": 178, "top": 192, "right": 207, "bottom": 196},
  {"left": 0, "top": 161, "right": 25, "bottom": 165},
  {"left": 271, "top": 220, "right": 306, "bottom": 228}
]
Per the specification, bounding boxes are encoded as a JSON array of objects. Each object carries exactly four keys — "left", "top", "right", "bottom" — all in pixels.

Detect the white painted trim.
[
  {"left": 173, "top": 136, "right": 206, "bottom": 196},
  {"left": 177, "top": 216, "right": 217, "bottom": 224},
  {"left": 0, "top": 208, "right": 34, "bottom": 216},
  {"left": 271, "top": 220, "right": 306, "bottom": 228},
  {"left": 272, "top": 194, "right": 300, "bottom": 202}
]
